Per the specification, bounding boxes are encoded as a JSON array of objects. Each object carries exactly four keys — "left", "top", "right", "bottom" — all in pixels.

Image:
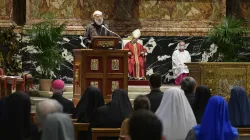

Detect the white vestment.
[
  {"left": 155, "top": 87, "right": 197, "bottom": 140},
  {"left": 172, "top": 50, "right": 191, "bottom": 78}
]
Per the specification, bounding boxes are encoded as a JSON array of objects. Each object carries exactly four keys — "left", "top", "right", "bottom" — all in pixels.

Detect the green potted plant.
[
  {"left": 26, "top": 14, "right": 65, "bottom": 91},
  {"left": 207, "top": 16, "right": 249, "bottom": 62}
]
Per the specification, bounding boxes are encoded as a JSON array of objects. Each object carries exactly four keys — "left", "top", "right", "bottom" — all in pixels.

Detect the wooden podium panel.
[
  {"left": 185, "top": 62, "right": 250, "bottom": 98},
  {"left": 73, "top": 49, "right": 128, "bottom": 99}
]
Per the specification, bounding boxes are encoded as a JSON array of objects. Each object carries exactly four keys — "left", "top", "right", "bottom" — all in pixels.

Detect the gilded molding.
[{"left": 198, "top": 63, "right": 250, "bottom": 98}]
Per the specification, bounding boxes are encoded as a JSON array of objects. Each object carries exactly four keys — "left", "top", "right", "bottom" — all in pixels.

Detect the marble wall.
[
  {"left": 7, "top": 34, "right": 248, "bottom": 85},
  {"left": 24, "top": 0, "right": 226, "bottom": 36},
  {"left": 18, "top": 34, "right": 223, "bottom": 84},
  {"left": 240, "top": 1, "right": 250, "bottom": 20},
  {"left": 0, "top": 0, "right": 13, "bottom": 27},
  {"left": 1, "top": 0, "right": 250, "bottom": 85}
]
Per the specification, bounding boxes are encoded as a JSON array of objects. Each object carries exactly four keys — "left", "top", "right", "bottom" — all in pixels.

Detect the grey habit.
[{"left": 41, "top": 112, "right": 75, "bottom": 140}]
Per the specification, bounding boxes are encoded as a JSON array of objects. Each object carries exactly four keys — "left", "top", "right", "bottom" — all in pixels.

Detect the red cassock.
[{"left": 124, "top": 42, "right": 147, "bottom": 79}]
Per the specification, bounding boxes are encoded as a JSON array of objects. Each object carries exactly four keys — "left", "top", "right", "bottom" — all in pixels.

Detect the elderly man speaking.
[
  {"left": 84, "top": 10, "right": 112, "bottom": 46},
  {"left": 172, "top": 41, "right": 191, "bottom": 85}
]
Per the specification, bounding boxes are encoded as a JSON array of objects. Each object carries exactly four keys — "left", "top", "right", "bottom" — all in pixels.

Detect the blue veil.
[
  {"left": 193, "top": 96, "right": 238, "bottom": 140},
  {"left": 228, "top": 86, "right": 250, "bottom": 127}
]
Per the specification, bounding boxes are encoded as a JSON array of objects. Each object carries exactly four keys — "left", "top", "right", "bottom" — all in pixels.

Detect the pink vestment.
[{"left": 175, "top": 73, "right": 189, "bottom": 85}]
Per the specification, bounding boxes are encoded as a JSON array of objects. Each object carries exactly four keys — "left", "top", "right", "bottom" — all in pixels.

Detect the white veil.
[{"left": 155, "top": 87, "right": 197, "bottom": 140}]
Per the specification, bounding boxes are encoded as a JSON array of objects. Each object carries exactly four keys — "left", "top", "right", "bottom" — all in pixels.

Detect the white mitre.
[{"left": 132, "top": 29, "right": 141, "bottom": 39}]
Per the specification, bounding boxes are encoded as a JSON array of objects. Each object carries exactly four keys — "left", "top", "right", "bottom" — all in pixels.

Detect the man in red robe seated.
[{"left": 124, "top": 29, "right": 147, "bottom": 80}]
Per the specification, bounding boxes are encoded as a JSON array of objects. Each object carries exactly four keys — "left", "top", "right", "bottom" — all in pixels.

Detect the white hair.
[
  {"left": 51, "top": 87, "right": 64, "bottom": 94},
  {"left": 36, "top": 99, "right": 63, "bottom": 126},
  {"left": 92, "top": 10, "right": 103, "bottom": 17}
]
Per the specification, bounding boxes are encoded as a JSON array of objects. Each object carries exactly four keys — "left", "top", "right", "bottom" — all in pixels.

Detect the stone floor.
[{"left": 30, "top": 84, "right": 180, "bottom": 112}]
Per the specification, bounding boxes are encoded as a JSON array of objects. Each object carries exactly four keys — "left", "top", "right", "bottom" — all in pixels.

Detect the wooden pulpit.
[{"left": 73, "top": 49, "right": 129, "bottom": 100}]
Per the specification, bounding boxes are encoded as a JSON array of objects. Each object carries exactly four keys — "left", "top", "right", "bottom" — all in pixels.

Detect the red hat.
[{"left": 52, "top": 79, "right": 64, "bottom": 90}]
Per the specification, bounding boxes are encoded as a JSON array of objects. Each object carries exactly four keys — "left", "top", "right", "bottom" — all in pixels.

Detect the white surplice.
[
  {"left": 155, "top": 87, "right": 197, "bottom": 140},
  {"left": 172, "top": 50, "right": 191, "bottom": 78}
]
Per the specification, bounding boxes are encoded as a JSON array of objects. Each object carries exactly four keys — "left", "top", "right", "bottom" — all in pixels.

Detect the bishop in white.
[{"left": 172, "top": 41, "right": 191, "bottom": 85}]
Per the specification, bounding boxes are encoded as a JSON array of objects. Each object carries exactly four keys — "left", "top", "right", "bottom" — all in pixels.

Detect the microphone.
[{"left": 101, "top": 25, "right": 124, "bottom": 49}]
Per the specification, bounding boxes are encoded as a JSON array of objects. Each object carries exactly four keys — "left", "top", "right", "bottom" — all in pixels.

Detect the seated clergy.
[
  {"left": 50, "top": 79, "right": 75, "bottom": 115},
  {"left": 185, "top": 96, "right": 238, "bottom": 140},
  {"left": 228, "top": 86, "right": 250, "bottom": 127},
  {"left": 129, "top": 110, "right": 165, "bottom": 140},
  {"left": 124, "top": 29, "right": 147, "bottom": 80},
  {"left": 172, "top": 41, "right": 191, "bottom": 85},
  {"left": 36, "top": 99, "right": 63, "bottom": 140}
]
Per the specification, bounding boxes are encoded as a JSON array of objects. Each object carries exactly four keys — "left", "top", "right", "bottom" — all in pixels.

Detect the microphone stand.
[{"left": 101, "top": 25, "right": 124, "bottom": 49}]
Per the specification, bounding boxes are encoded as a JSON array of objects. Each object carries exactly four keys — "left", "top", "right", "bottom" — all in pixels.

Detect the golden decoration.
[
  {"left": 90, "top": 59, "right": 99, "bottom": 70},
  {"left": 191, "top": 62, "right": 250, "bottom": 98},
  {"left": 90, "top": 81, "right": 98, "bottom": 88},
  {"left": 111, "top": 59, "right": 119, "bottom": 71},
  {"left": 111, "top": 81, "right": 119, "bottom": 92}
]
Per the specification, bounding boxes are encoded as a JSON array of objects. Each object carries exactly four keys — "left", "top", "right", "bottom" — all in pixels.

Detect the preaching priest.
[
  {"left": 124, "top": 29, "right": 147, "bottom": 80},
  {"left": 172, "top": 41, "right": 191, "bottom": 85},
  {"left": 84, "top": 10, "right": 112, "bottom": 46}
]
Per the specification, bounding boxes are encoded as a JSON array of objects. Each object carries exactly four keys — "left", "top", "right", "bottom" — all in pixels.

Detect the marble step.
[
  {"left": 31, "top": 84, "right": 179, "bottom": 101},
  {"left": 30, "top": 97, "right": 137, "bottom": 113},
  {"left": 30, "top": 84, "right": 180, "bottom": 112},
  {"left": 63, "top": 84, "right": 177, "bottom": 93},
  {"left": 64, "top": 84, "right": 73, "bottom": 92},
  {"left": 31, "top": 90, "right": 73, "bottom": 98}
]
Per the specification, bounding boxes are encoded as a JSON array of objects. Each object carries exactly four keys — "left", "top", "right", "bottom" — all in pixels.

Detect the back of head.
[
  {"left": 111, "top": 89, "right": 132, "bottom": 118},
  {"left": 149, "top": 73, "right": 162, "bottom": 89},
  {"left": 193, "top": 86, "right": 211, "bottom": 123},
  {"left": 181, "top": 76, "right": 196, "bottom": 94},
  {"left": 75, "top": 86, "right": 104, "bottom": 120},
  {"left": 41, "top": 112, "right": 74, "bottom": 140},
  {"left": 0, "top": 92, "right": 31, "bottom": 139},
  {"left": 197, "top": 96, "right": 236, "bottom": 140},
  {"left": 155, "top": 87, "right": 196, "bottom": 139},
  {"left": 129, "top": 109, "right": 162, "bottom": 140},
  {"left": 36, "top": 99, "right": 63, "bottom": 126},
  {"left": 133, "top": 95, "right": 151, "bottom": 111},
  {"left": 193, "top": 86, "right": 211, "bottom": 110},
  {"left": 51, "top": 79, "right": 65, "bottom": 94},
  {"left": 228, "top": 86, "right": 250, "bottom": 126}
]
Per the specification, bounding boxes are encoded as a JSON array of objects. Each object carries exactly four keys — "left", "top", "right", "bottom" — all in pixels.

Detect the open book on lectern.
[{"left": 90, "top": 36, "right": 120, "bottom": 49}]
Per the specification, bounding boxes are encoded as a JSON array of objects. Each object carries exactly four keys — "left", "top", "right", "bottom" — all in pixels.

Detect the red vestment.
[{"left": 124, "top": 42, "right": 147, "bottom": 78}]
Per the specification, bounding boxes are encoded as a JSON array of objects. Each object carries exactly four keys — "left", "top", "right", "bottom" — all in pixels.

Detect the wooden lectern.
[{"left": 73, "top": 37, "right": 128, "bottom": 101}]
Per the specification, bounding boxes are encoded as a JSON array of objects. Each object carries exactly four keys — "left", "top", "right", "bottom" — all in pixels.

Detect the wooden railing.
[
  {"left": 74, "top": 123, "right": 89, "bottom": 140},
  {"left": 92, "top": 128, "right": 121, "bottom": 140}
]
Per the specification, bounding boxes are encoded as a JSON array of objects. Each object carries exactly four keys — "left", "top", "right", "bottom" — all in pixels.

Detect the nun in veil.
[
  {"left": 228, "top": 86, "right": 250, "bottom": 127},
  {"left": 0, "top": 92, "right": 35, "bottom": 140},
  {"left": 90, "top": 89, "right": 132, "bottom": 128},
  {"left": 186, "top": 96, "right": 238, "bottom": 140},
  {"left": 155, "top": 87, "right": 197, "bottom": 140},
  {"left": 41, "top": 112, "right": 74, "bottom": 140},
  {"left": 75, "top": 86, "right": 105, "bottom": 122},
  {"left": 193, "top": 86, "right": 211, "bottom": 124}
]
